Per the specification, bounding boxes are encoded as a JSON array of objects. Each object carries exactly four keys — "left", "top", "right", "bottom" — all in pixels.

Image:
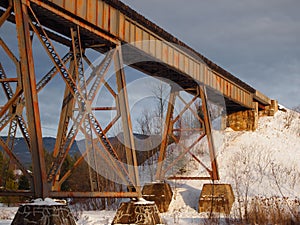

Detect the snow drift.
[{"left": 1, "top": 108, "right": 299, "bottom": 224}]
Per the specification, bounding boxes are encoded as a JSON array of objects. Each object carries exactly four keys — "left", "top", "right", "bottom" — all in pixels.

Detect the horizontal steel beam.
[
  {"left": 17, "top": 0, "right": 271, "bottom": 109},
  {"left": 0, "top": 78, "right": 18, "bottom": 82},
  {"left": 167, "top": 176, "right": 212, "bottom": 180},
  {"left": 0, "top": 190, "right": 140, "bottom": 198},
  {"left": 0, "top": 190, "right": 33, "bottom": 197},
  {"left": 0, "top": 0, "right": 273, "bottom": 110},
  {"left": 50, "top": 191, "right": 139, "bottom": 198},
  {"left": 254, "top": 90, "right": 271, "bottom": 105}
]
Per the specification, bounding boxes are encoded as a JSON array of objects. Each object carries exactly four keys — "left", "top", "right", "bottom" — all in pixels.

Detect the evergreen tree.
[
  {"left": 18, "top": 175, "right": 30, "bottom": 190},
  {"left": 0, "top": 151, "right": 3, "bottom": 186},
  {"left": 61, "top": 154, "right": 74, "bottom": 191},
  {"left": 0, "top": 167, "right": 18, "bottom": 206}
]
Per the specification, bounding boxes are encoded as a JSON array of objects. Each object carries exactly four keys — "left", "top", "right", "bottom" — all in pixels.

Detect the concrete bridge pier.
[
  {"left": 11, "top": 199, "right": 77, "bottom": 225},
  {"left": 112, "top": 182, "right": 173, "bottom": 224},
  {"left": 112, "top": 198, "right": 163, "bottom": 225},
  {"left": 226, "top": 100, "right": 278, "bottom": 131},
  {"left": 226, "top": 102, "right": 259, "bottom": 131},
  {"left": 142, "top": 182, "right": 173, "bottom": 213}
]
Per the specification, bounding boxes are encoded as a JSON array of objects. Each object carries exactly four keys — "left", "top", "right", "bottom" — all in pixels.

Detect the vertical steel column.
[
  {"left": 199, "top": 85, "right": 219, "bottom": 180},
  {"left": 51, "top": 57, "right": 76, "bottom": 191},
  {"left": 114, "top": 45, "right": 141, "bottom": 197},
  {"left": 14, "top": 0, "right": 48, "bottom": 198},
  {"left": 155, "top": 87, "right": 177, "bottom": 181}
]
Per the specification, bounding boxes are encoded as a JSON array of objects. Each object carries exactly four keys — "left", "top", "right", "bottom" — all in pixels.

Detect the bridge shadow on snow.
[{"left": 169, "top": 181, "right": 202, "bottom": 211}]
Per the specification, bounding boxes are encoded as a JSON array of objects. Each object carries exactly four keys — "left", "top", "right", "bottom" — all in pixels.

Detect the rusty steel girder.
[
  {"left": 14, "top": 0, "right": 48, "bottom": 198},
  {"left": 0, "top": 0, "right": 238, "bottom": 201}
]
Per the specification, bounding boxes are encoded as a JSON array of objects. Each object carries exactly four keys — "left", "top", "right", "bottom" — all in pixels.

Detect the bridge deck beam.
[{"left": 1, "top": 0, "right": 270, "bottom": 110}]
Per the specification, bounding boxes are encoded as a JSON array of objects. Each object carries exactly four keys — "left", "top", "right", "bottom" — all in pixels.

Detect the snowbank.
[
  {"left": 1, "top": 109, "right": 299, "bottom": 225},
  {"left": 24, "top": 198, "right": 66, "bottom": 206}
]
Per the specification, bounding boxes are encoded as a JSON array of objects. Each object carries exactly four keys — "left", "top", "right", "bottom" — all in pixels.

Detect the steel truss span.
[{"left": 0, "top": 0, "right": 273, "bottom": 199}]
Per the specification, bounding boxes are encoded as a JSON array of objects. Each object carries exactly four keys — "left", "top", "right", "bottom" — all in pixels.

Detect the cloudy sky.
[
  {"left": 123, "top": 0, "right": 300, "bottom": 108},
  {"left": 0, "top": 0, "right": 299, "bottom": 137}
]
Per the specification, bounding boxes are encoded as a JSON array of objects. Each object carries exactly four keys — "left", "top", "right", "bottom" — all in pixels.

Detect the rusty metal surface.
[
  {"left": 100, "top": 0, "right": 255, "bottom": 92},
  {"left": 0, "top": 0, "right": 275, "bottom": 201},
  {"left": 0, "top": 0, "right": 276, "bottom": 104},
  {"left": 50, "top": 191, "right": 139, "bottom": 198},
  {"left": 0, "top": 78, "right": 18, "bottom": 82},
  {"left": 0, "top": 190, "right": 34, "bottom": 197},
  {"left": 154, "top": 86, "right": 220, "bottom": 181},
  {"left": 254, "top": 90, "right": 272, "bottom": 105},
  {"left": 0, "top": 0, "right": 273, "bottom": 109},
  {"left": 14, "top": 0, "right": 48, "bottom": 198},
  {"left": 155, "top": 87, "right": 177, "bottom": 180},
  {"left": 167, "top": 176, "right": 212, "bottom": 180},
  {"left": 24, "top": 0, "right": 260, "bottom": 109},
  {"left": 114, "top": 46, "right": 141, "bottom": 196},
  {"left": 199, "top": 86, "right": 219, "bottom": 180}
]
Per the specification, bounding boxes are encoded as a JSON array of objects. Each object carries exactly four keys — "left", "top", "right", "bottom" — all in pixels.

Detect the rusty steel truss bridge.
[{"left": 0, "top": 0, "right": 273, "bottom": 200}]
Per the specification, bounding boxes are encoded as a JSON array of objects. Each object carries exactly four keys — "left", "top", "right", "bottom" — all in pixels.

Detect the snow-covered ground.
[
  {"left": 1, "top": 108, "right": 299, "bottom": 224},
  {"left": 0, "top": 207, "right": 18, "bottom": 225}
]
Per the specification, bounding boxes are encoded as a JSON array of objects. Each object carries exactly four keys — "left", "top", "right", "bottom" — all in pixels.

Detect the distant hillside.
[
  {"left": 0, "top": 137, "right": 80, "bottom": 166},
  {"left": 0, "top": 133, "right": 162, "bottom": 167}
]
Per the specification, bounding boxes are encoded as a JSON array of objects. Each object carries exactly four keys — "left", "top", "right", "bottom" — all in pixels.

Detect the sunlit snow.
[{"left": 1, "top": 109, "right": 299, "bottom": 224}]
